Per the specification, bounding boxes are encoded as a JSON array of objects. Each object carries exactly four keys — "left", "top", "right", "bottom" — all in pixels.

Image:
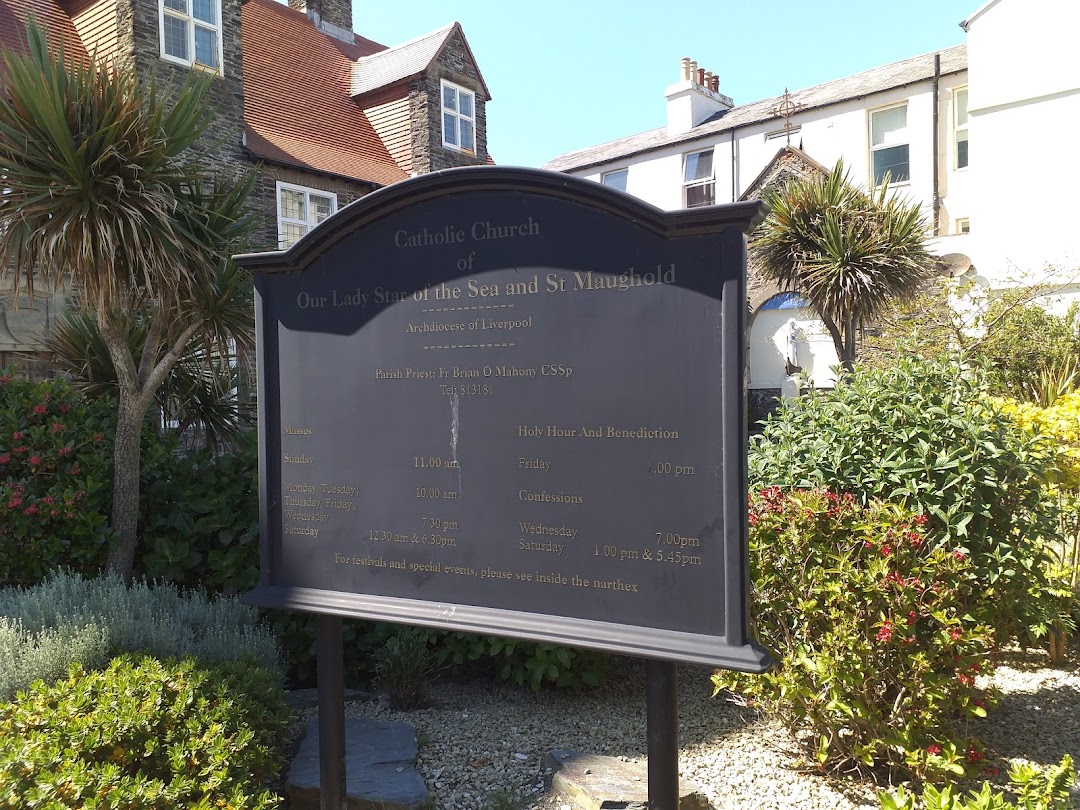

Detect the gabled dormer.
[{"left": 350, "top": 22, "right": 492, "bottom": 174}]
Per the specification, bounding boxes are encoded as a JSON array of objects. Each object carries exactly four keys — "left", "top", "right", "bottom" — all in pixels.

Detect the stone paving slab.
[
  {"left": 287, "top": 716, "right": 429, "bottom": 810},
  {"left": 544, "top": 749, "right": 709, "bottom": 810}
]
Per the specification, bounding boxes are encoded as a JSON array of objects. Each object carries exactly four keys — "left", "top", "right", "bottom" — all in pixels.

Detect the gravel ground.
[{"left": 346, "top": 647, "right": 1080, "bottom": 810}]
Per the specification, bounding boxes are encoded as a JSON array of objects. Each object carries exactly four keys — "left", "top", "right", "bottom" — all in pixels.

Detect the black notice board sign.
[{"left": 238, "top": 167, "right": 770, "bottom": 672}]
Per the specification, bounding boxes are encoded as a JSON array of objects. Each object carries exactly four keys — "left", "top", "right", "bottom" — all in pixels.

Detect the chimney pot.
[
  {"left": 680, "top": 57, "right": 693, "bottom": 82},
  {"left": 689, "top": 60, "right": 698, "bottom": 81}
]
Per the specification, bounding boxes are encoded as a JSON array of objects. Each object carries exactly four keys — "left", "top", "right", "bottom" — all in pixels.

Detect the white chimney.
[{"left": 665, "top": 57, "right": 733, "bottom": 136}]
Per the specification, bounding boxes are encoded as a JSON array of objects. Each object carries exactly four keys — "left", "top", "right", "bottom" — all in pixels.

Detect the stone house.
[
  {"left": 0, "top": 0, "right": 492, "bottom": 371},
  {"left": 544, "top": 0, "right": 1080, "bottom": 400}
]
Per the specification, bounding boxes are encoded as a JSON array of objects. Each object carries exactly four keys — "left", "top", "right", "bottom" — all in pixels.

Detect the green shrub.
[
  {"left": 0, "top": 371, "right": 114, "bottom": 585},
  {"left": 136, "top": 431, "right": 261, "bottom": 594},
  {"left": 0, "top": 571, "right": 281, "bottom": 694},
  {"left": 0, "top": 655, "right": 290, "bottom": 809},
  {"left": 436, "top": 632, "right": 607, "bottom": 690},
  {"left": 748, "top": 355, "right": 1059, "bottom": 643},
  {"left": 970, "top": 300, "right": 1080, "bottom": 403},
  {"left": 713, "top": 489, "right": 996, "bottom": 779},
  {"left": 374, "top": 627, "right": 434, "bottom": 709},
  {"left": 879, "top": 755, "right": 1075, "bottom": 810}
]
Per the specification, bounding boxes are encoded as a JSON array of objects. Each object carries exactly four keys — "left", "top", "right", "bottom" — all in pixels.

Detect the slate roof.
[
  {"left": 240, "top": 0, "right": 408, "bottom": 186},
  {"left": 544, "top": 45, "right": 967, "bottom": 173},
  {"left": 352, "top": 22, "right": 490, "bottom": 100}
]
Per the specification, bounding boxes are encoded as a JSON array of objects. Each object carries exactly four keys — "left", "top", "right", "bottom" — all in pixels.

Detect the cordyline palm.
[
  {"left": 0, "top": 23, "right": 257, "bottom": 578},
  {"left": 753, "top": 160, "right": 938, "bottom": 371}
]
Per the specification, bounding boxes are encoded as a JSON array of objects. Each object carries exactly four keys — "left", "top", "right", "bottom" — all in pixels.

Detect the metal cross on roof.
[{"left": 771, "top": 88, "right": 804, "bottom": 146}]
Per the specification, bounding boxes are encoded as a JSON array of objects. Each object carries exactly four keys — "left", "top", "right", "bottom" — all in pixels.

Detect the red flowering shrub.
[
  {"left": 0, "top": 371, "right": 114, "bottom": 585},
  {"left": 713, "top": 488, "right": 996, "bottom": 780}
]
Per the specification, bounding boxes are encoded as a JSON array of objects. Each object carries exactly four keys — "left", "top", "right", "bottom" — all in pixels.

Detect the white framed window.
[
  {"left": 954, "top": 87, "right": 969, "bottom": 170},
  {"left": 276, "top": 182, "right": 337, "bottom": 249},
  {"left": 160, "top": 0, "right": 223, "bottom": 72},
  {"left": 955, "top": 217, "right": 970, "bottom": 235},
  {"left": 683, "top": 149, "right": 714, "bottom": 208},
  {"left": 441, "top": 80, "right": 476, "bottom": 153},
  {"left": 869, "top": 104, "right": 909, "bottom": 185},
  {"left": 601, "top": 169, "right": 628, "bottom": 192}
]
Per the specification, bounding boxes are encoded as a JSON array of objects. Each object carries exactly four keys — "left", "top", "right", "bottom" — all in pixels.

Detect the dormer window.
[
  {"left": 441, "top": 80, "right": 476, "bottom": 153},
  {"left": 161, "top": 0, "right": 223, "bottom": 72}
]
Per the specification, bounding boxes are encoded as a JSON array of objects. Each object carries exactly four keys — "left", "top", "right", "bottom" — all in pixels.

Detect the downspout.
[
  {"left": 730, "top": 125, "right": 739, "bottom": 202},
  {"left": 932, "top": 53, "right": 941, "bottom": 236}
]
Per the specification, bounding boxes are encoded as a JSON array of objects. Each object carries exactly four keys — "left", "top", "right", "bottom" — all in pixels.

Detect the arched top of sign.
[{"left": 235, "top": 166, "right": 768, "bottom": 274}]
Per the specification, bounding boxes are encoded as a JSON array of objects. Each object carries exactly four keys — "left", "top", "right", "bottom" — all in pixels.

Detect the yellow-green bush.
[{"left": 0, "top": 655, "right": 290, "bottom": 809}]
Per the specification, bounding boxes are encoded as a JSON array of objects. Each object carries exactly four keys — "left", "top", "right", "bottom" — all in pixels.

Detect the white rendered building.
[{"left": 544, "top": 0, "right": 1080, "bottom": 399}]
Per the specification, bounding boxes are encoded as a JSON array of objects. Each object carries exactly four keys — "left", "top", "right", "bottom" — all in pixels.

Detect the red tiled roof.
[
  {"left": 240, "top": 0, "right": 408, "bottom": 187},
  {"left": 0, "top": 0, "right": 89, "bottom": 69}
]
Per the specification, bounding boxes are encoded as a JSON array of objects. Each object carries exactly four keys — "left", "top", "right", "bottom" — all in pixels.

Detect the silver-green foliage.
[
  {"left": 0, "top": 571, "right": 280, "bottom": 697},
  {"left": 0, "top": 619, "right": 108, "bottom": 701}
]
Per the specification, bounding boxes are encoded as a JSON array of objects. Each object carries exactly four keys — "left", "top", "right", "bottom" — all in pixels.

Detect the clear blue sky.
[{"left": 352, "top": 0, "right": 975, "bottom": 168}]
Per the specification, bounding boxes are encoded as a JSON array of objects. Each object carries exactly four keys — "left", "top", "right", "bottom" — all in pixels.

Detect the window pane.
[
  {"left": 871, "top": 106, "right": 907, "bottom": 146},
  {"left": 459, "top": 91, "right": 474, "bottom": 119},
  {"left": 309, "top": 194, "right": 334, "bottom": 224},
  {"left": 443, "top": 113, "right": 458, "bottom": 146},
  {"left": 460, "top": 119, "right": 474, "bottom": 151},
  {"left": 956, "top": 89, "right": 968, "bottom": 127},
  {"left": 280, "top": 222, "right": 304, "bottom": 249},
  {"left": 602, "top": 170, "right": 628, "bottom": 192},
  {"left": 163, "top": 15, "right": 189, "bottom": 60},
  {"left": 956, "top": 137, "right": 969, "bottom": 169},
  {"left": 164, "top": 0, "right": 186, "bottom": 11},
  {"left": 442, "top": 84, "right": 457, "bottom": 111},
  {"left": 194, "top": 25, "right": 218, "bottom": 68},
  {"left": 192, "top": 0, "right": 216, "bottom": 24},
  {"left": 873, "top": 144, "right": 910, "bottom": 184},
  {"left": 686, "top": 181, "right": 715, "bottom": 208},
  {"left": 684, "top": 150, "right": 713, "bottom": 182},
  {"left": 279, "top": 188, "right": 304, "bottom": 220}
]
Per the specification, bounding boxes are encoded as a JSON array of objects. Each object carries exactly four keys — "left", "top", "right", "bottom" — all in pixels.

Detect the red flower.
[
  {"left": 57, "top": 447, "right": 72, "bottom": 456},
  {"left": 949, "top": 627, "right": 963, "bottom": 640},
  {"left": 927, "top": 744, "right": 943, "bottom": 756},
  {"left": 12, "top": 446, "right": 25, "bottom": 455},
  {"left": 58, "top": 402, "right": 71, "bottom": 413},
  {"left": 93, "top": 433, "right": 103, "bottom": 443},
  {"left": 7, "top": 497, "right": 22, "bottom": 508},
  {"left": 986, "top": 766, "right": 1000, "bottom": 777},
  {"left": 966, "top": 746, "right": 984, "bottom": 762},
  {"left": 0, "top": 454, "right": 8, "bottom": 464},
  {"left": 748, "top": 514, "right": 759, "bottom": 526},
  {"left": 42, "top": 496, "right": 53, "bottom": 504},
  {"left": 23, "top": 505, "right": 38, "bottom": 516},
  {"left": 52, "top": 422, "right": 64, "bottom": 433},
  {"left": 876, "top": 621, "right": 894, "bottom": 642},
  {"left": 70, "top": 464, "right": 80, "bottom": 475},
  {"left": 29, "top": 456, "right": 41, "bottom": 466},
  {"left": 907, "top": 611, "right": 918, "bottom": 626},
  {"left": 11, "top": 431, "right": 22, "bottom": 440},
  {"left": 953, "top": 550, "right": 966, "bottom": 561},
  {"left": 33, "top": 404, "right": 46, "bottom": 414},
  {"left": 957, "top": 673, "right": 975, "bottom": 687},
  {"left": 914, "top": 513, "right": 928, "bottom": 525},
  {"left": 880, "top": 544, "right": 893, "bottom": 557}
]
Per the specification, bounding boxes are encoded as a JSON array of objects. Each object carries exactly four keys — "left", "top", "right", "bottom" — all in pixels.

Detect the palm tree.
[
  {"left": 0, "top": 23, "right": 256, "bottom": 578},
  {"left": 753, "top": 160, "right": 938, "bottom": 371}
]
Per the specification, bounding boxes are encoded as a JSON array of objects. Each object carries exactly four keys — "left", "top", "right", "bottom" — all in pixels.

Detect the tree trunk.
[{"left": 104, "top": 395, "right": 146, "bottom": 580}]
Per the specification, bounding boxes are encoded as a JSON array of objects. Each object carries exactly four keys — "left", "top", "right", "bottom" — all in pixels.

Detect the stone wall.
[
  {"left": 410, "top": 28, "right": 489, "bottom": 174},
  {"left": 286, "top": 0, "right": 352, "bottom": 37},
  {"left": 124, "top": 0, "right": 247, "bottom": 175}
]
